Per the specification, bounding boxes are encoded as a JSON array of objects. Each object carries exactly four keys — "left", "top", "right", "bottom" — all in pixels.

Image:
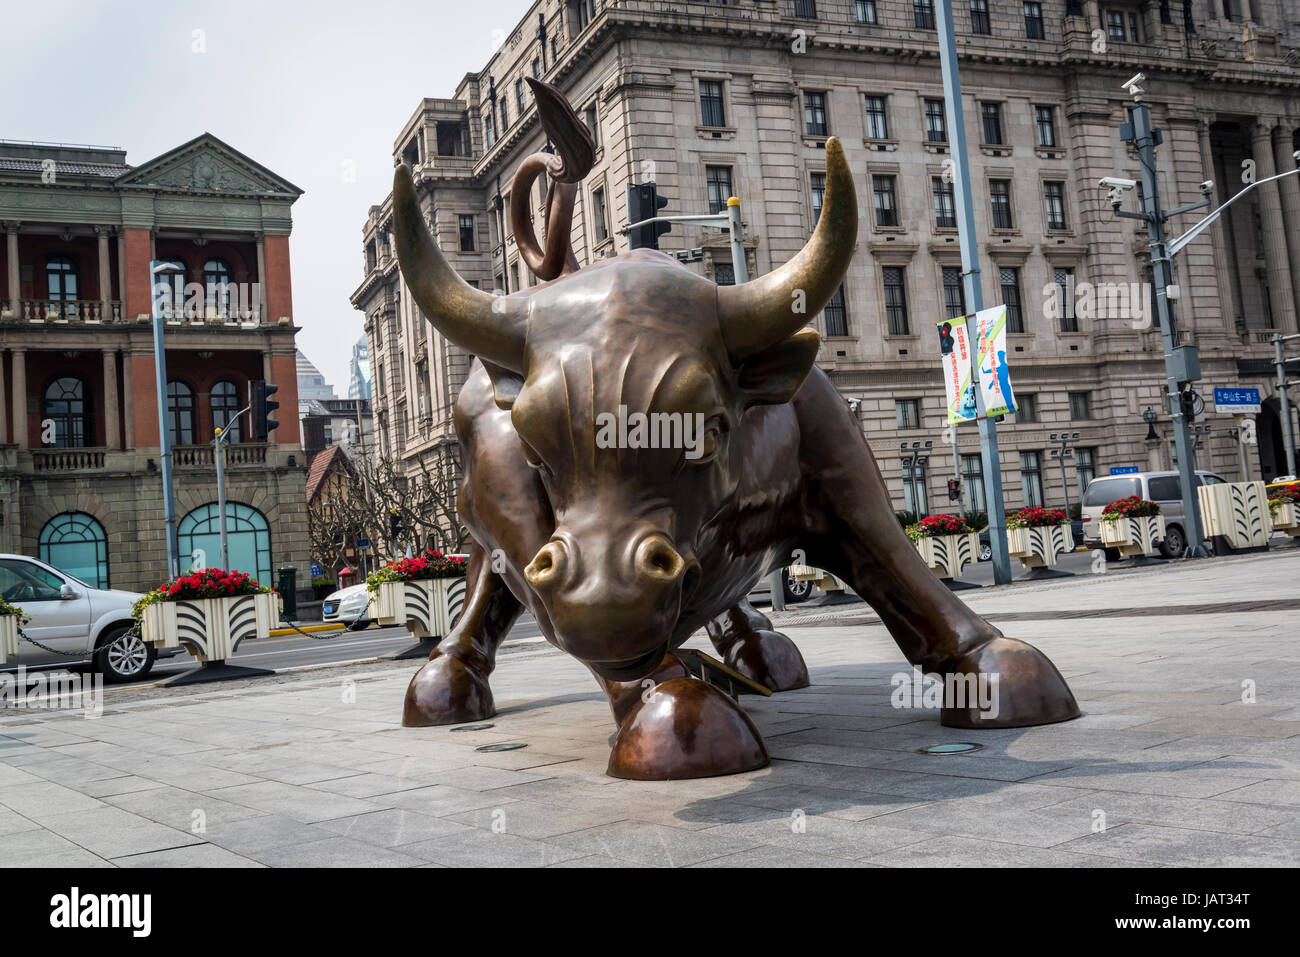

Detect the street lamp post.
[
  {"left": 899, "top": 440, "right": 934, "bottom": 517},
  {"left": 150, "top": 260, "right": 185, "bottom": 579},
  {"left": 1049, "top": 431, "right": 1080, "bottom": 517}
]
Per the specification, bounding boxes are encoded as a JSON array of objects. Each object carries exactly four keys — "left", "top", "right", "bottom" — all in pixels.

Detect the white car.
[
  {"left": 321, "top": 583, "right": 373, "bottom": 630},
  {"left": 0, "top": 554, "right": 180, "bottom": 682}
]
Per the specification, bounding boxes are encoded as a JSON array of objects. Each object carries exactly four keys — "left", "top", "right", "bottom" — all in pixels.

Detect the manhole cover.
[
  {"left": 475, "top": 743, "right": 527, "bottom": 752},
  {"left": 449, "top": 723, "right": 495, "bottom": 732},
  {"left": 918, "top": 743, "right": 984, "bottom": 755}
]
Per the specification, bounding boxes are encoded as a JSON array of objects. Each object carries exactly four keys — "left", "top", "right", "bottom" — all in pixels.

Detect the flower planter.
[
  {"left": 1100, "top": 514, "right": 1166, "bottom": 557},
  {"left": 141, "top": 592, "right": 280, "bottom": 662},
  {"left": 1271, "top": 501, "right": 1300, "bottom": 538},
  {"left": 0, "top": 614, "right": 20, "bottom": 665},
  {"left": 370, "top": 578, "right": 467, "bottom": 639},
  {"left": 914, "top": 532, "right": 980, "bottom": 580},
  {"left": 1006, "top": 524, "right": 1074, "bottom": 568},
  {"left": 1198, "top": 481, "right": 1272, "bottom": 549}
]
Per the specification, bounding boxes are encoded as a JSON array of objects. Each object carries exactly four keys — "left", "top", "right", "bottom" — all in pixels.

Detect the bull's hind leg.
[
  {"left": 794, "top": 379, "right": 1079, "bottom": 729},
  {"left": 402, "top": 542, "right": 523, "bottom": 727},
  {"left": 705, "top": 599, "right": 809, "bottom": 692}
]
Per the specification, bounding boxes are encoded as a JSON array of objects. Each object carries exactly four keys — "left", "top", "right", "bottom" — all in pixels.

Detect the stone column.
[
  {"left": 1272, "top": 124, "right": 1300, "bottom": 320},
  {"left": 11, "top": 348, "right": 26, "bottom": 448},
  {"left": 1198, "top": 120, "right": 1241, "bottom": 331},
  {"left": 95, "top": 226, "right": 112, "bottom": 321},
  {"left": 0, "top": 352, "right": 7, "bottom": 444},
  {"left": 121, "top": 353, "right": 135, "bottom": 449},
  {"left": 1252, "top": 120, "right": 1298, "bottom": 332},
  {"left": 5, "top": 224, "right": 18, "bottom": 312},
  {"left": 255, "top": 233, "right": 268, "bottom": 323},
  {"left": 102, "top": 349, "right": 120, "bottom": 450}
]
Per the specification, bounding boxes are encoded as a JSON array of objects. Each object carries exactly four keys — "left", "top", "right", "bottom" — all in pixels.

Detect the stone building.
[
  {"left": 0, "top": 134, "right": 309, "bottom": 593},
  {"left": 352, "top": 0, "right": 1300, "bottom": 521}
]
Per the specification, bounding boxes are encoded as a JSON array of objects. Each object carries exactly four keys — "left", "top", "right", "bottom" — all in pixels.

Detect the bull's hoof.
[
  {"left": 602, "top": 653, "right": 692, "bottom": 728},
  {"left": 940, "top": 637, "right": 1080, "bottom": 729},
  {"left": 402, "top": 653, "right": 495, "bottom": 727},
  {"left": 607, "top": 677, "right": 769, "bottom": 780},
  {"left": 724, "top": 629, "right": 810, "bottom": 692}
]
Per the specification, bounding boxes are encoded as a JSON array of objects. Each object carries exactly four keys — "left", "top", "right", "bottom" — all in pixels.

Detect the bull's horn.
[
  {"left": 717, "top": 136, "right": 857, "bottom": 360},
  {"left": 392, "top": 164, "right": 525, "bottom": 370}
]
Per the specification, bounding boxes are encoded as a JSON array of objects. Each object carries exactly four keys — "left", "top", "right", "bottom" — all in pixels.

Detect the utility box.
[
  {"left": 1168, "top": 345, "right": 1201, "bottom": 385},
  {"left": 278, "top": 565, "right": 297, "bottom": 620}
]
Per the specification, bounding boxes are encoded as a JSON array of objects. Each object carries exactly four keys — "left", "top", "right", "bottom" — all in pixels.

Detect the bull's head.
[{"left": 393, "top": 139, "right": 856, "bottom": 680}]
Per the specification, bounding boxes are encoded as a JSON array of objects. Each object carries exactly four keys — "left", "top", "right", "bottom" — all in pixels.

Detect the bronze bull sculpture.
[{"left": 393, "top": 84, "right": 1078, "bottom": 780}]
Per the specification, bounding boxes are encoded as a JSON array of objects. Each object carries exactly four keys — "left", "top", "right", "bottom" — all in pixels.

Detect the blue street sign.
[
  {"left": 309, "top": 561, "right": 322, "bottom": 577},
  {"left": 1109, "top": 465, "right": 1140, "bottom": 475},
  {"left": 1212, "top": 387, "right": 1261, "bottom": 414},
  {"left": 356, "top": 538, "right": 371, "bottom": 549}
]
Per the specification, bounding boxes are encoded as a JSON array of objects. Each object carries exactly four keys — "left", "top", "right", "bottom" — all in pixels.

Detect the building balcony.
[
  {"left": 29, "top": 447, "right": 108, "bottom": 472},
  {"left": 1, "top": 299, "right": 123, "bottom": 324},
  {"left": 173, "top": 442, "right": 268, "bottom": 468}
]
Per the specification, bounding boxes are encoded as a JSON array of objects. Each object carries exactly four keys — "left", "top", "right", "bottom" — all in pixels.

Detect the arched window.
[
  {"left": 211, "top": 380, "right": 242, "bottom": 442},
  {"left": 45, "top": 255, "right": 78, "bottom": 320},
  {"left": 43, "top": 377, "right": 92, "bottom": 448},
  {"left": 167, "top": 380, "right": 195, "bottom": 446},
  {"left": 39, "top": 513, "right": 109, "bottom": 589},
  {"left": 203, "top": 259, "right": 232, "bottom": 319},
  {"left": 153, "top": 258, "right": 186, "bottom": 317},
  {"left": 177, "top": 502, "right": 272, "bottom": 585}
]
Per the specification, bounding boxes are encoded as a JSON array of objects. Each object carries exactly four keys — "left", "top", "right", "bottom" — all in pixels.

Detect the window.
[
  {"left": 883, "top": 266, "right": 909, "bottom": 335},
  {"left": 942, "top": 266, "right": 966, "bottom": 318},
  {"left": 1148, "top": 476, "right": 1180, "bottom": 501},
  {"left": 551, "top": 35, "right": 559, "bottom": 61},
  {"left": 43, "top": 377, "right": 91, "bottom": 449},
  {"left": 211, "top": 380, "right": 243, "bottom": 443},
  {"left": 1023, "top": 1, "right": 1044, "bottom": 38},
  {"left": 914, "top": 0, "right": 935, "bottom": 29},
  {"left": 154, "top": 258, "right": 186, "bottom": 316},
  {"left": 591, "top": 186, "right": 609, "bottom": 243},
  {"left": 989, "top": 179, "right": 1013, "bottom": 229},
  {"left": 1035, "top": 105, "right": 1057, "bottom": 148},
  {"left": 1055, "top": 267, "right": 1078, "bottom": 332},
  {"left": 713, "top": 262, "right": 735, "bottom": 286},
  {"left": 824, "top": 284, "right": 848, "bottom": 337},
  {"left": 45, "top": 255, "right": 78, "bottom": 320},
  {"left": 483, "top": 111, "right": 496, "bottom": 149},
  {"left": 585, "top": 104, "right": 601, "bottom": 149},
  {"left": 794, "top": 0, "right": 818, "bottom": 17},
  {"left": 810, "top": 172, "right": 826, "bottom": 226},
  {"left": 970, "top": 0, "right": 991, "bottom": 34},
  {"left": 981, "top": 102, "right": 1003, "bottom": 145},
  {"left": 167, "top": 380, "right": 195, "bottom": 446},
  {"left": 1106, "top": 10, "right": 1126, "bottom": 41},
  {"left": 804, "top": 91, "right": 828, "bottom": 137},
  {"left": 864, "top": 96, "right": 889, "bottom": 140},
  {"left": 459, "top": 214, "right": 476, "bottom": 251},
  {"left": 933, "top": 177, "right": 956, "bottom": 229},
  {"left": 1068, "top": 391, "right": 1092, "bottom": 420},
  {"left": 1075, "top": 447, "right": 1096, "bottom": 497},
  {"left": 1015, "top": 393, "right": 1038, "bottom": 423},
  {"left": 532, "top": 57, "right": 541, "bottom": 79},
  {"left": 896, "top": 398, "right": 921, "bottom": 430},
  {"left": 924, "top": 99, "right": 947, "bottom": 142},
  {"left": 516, "top": 78, "right": 526, "bottom": 112},
  {"left": 39, "top": 513, "right": 109, "bottom": 590},
  {"left": 1020, "top": 451, "right": 1044, "bottom": 508},
  {"left": 855, "top": 0, "right": 878, "bottom": 24},
  {"left": 203, "top": 258, "right": 232, "bottom": 318},
  {"left": 1044, "top": 181, "right": 1067, "bottom": 230},
  {"left": 706, "top": 165, "right": 734, "bottom": 215},
  {"left": 1000, "top": 268, "right": 1024, "bottom": 333},
  {"left": 700, "top": 79, "right": 726, "bottom": 128},
  {"left": 178, "top": 502, "right": 273, "bottom": 586},
  {"left": 904, "top": 460, "right": 929, "bottom": 515},
  {"left": 0, "top": 558, "right": 67, "bottom": 602},
  {"left": 574, "top": 0, "right": 596, "bottom": 31},
  {"left": 873, "top": 175, "right": 899, "bottom": 227},
  {"left": 499, "top": 96, "right": 509, "bottom": 130},
  {"left": 961, "top": 454, "right": 986, "bottom": 512}
]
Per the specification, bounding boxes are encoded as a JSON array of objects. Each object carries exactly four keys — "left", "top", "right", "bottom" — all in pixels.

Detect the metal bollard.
[{"left": 278, "top": 565, "right": 297, "bottom": 620}]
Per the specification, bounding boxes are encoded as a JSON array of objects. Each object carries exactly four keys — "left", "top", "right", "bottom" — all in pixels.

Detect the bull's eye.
[{"left": 689, "top": 415, "right": 728, "bottom": 465}]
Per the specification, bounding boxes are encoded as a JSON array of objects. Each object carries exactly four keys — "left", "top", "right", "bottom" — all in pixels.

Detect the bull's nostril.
[
  {"left": 636, "top": 537, "right": 684, "bottom": 583},
  {"left": 525, "top": 543, "right": 564, "bottom": 589}
]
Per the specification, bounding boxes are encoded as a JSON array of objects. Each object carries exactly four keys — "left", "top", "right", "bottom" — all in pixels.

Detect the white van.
[{"left": 1079, "top": 470, "right": 1226, "bottom": 558}]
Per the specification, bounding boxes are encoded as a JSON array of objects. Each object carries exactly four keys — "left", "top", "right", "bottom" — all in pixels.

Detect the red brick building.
[{"left": 0, "top": 133, "right": 309, "bottom": 592}]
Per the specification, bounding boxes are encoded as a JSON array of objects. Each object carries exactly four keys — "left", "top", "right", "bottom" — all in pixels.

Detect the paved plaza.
[{"left": 2, "top": 549, "right": 1298, "bottom": 868}]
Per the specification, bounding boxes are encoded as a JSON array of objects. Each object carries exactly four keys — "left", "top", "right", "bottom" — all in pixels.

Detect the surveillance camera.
[
  {"left": 1199, "top": 180, "right": 1214, "bottom": 195},
  {"left": 1099, "top": 177, "right": 1137, "bottom": 190},
  {"left": 1294, "top": 149, "right": 1300, "bottom": 166},
  {"left": 1121, "top": 73, "right": 1146, "bottom": 99}
]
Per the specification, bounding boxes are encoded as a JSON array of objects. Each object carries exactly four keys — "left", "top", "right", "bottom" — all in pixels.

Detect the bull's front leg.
[
  {"left": 795, "top": 383, "right": 1079, "bottom": 729},
  {"left": 403, "top": 542, "right": 523, "bottom": 727},
  {"left": 704, "top": 599, "right": 808, "bottom": 692}
]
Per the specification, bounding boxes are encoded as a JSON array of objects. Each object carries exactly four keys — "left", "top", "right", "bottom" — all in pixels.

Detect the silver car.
[
  {"left": 321, "top": 583, "right": 373, "bottom": 630},
  {"left": 0, "top": 554, "right": 178, "bottom": 682},
  {"left": 1080, "top": 470, "right": 1226, "bottom": 558}
]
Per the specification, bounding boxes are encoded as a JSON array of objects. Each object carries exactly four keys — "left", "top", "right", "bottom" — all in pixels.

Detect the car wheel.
[
  {"left": 1158, "top": 524, "right": 1185, "bottom": 559},
  {"left": 978, "top": 541, "right": 992, "bottom": 562},
  {"left": 96, "top": 625, "right": 156, "bottom": 683},
  {"left": 347, "top": 618, "right": 373, "bottom": 632},
  {"left": 781, "top": 571, "right": 814, "bottom": 604}
]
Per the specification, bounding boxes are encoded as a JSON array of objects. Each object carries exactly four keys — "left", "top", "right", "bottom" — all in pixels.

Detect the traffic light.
[
  {"left": 947, "top": 478, "right": 961, "bottom": 501},
  {"left": 251, "top": 380, "right": 280, "bottom": 439},
  {"left": 626, "top": 181, "right": 670, "bottom": 250},
  {"left": 389, "top": 509, "right": 402, "bottom": 541}
]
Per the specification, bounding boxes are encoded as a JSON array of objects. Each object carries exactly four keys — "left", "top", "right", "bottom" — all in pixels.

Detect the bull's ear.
[
  {"left": 736, "top": 327, "right": 820, "bottom": 406},
  {"left": 481, "top": 359, "right": 525, "bottom": 410}
]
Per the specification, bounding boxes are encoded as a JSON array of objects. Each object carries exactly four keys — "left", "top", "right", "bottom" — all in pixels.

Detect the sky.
[{"left": 1, "top": 0, "right": 527, "bottom": 390}]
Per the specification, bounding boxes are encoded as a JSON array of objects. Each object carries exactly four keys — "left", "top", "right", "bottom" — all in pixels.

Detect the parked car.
[
  {"left": 1079, "top": 470, "right": 1226, "bottom": 559},
  {"left": 747, "top": 567, "right": 817, "bottom": 606},
  {"left": 321, "top": 583, "right": 373, "bottom": 630},
  {"left": 0, "top": 554, "right": 182, "bottom": 682}
]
